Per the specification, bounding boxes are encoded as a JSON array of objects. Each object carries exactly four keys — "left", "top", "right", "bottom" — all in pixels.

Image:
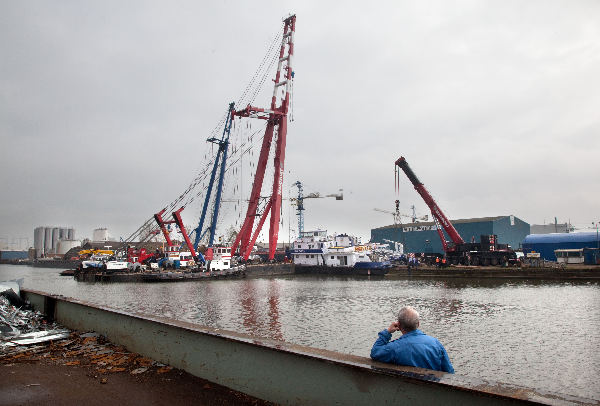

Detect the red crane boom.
[
  {"left": 394, "top": 156, "right": 517, "bottom": 266},
  {"left": 154, "top": 209, "right": 176, "bottom": 247},
  {"left": 395, "top": 156, "right": 464, "bottom": 250},
  {"left": 230, "top": 15, "right": 296, "bottom": 261}
]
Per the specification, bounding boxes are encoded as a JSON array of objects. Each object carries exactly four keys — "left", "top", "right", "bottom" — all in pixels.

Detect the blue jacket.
[{"left": 370, "top": 329, "right": 454, "bottom": 373}]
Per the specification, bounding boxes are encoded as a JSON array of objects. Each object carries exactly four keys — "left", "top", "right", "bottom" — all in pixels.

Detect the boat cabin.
[{"left": 291, "top": 230, "right": 370, "bottom": 267}]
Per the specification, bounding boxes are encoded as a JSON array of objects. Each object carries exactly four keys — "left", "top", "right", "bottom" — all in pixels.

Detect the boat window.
[
  {"left": 310, "top": 255, "right": 314, "bottom": 258},
  {"left": 224, "top": 261, "right": 228, "bottom": 266},
  {"left": 331, "top": 256, "right": 334, "bottom": 259}
]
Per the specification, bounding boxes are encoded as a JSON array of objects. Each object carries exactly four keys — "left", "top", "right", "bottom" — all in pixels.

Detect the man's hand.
[{"left": 387, "top": 321, "right": 400, "bottom": 333}]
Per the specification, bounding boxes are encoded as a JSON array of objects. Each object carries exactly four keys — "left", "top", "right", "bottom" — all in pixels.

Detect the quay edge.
[
  {"left": 21, "top": 289, "right": 598, "bottom": 406},
  {"left": 387, "top": 265, "right": 600, "bottom": 279},
  {"left": 67, "top": 262, "right": 600, "bottom": 282}
]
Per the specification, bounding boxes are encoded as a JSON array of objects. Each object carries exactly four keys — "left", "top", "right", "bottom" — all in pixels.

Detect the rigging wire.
[{"left": 123, "top": 24, "right": 286, "bottom": 246}]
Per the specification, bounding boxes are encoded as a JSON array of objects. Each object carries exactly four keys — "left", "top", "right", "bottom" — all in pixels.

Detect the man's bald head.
[{"left": 397, "top": 306, "right": 420, "bottom": 332}]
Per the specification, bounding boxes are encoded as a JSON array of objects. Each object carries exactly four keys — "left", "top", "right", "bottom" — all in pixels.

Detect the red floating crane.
[{"left": 230, "top": 15, "right": 296, "bottom": 261}]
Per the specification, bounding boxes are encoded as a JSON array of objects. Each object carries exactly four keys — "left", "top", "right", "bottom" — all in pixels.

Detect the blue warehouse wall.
[
  {"left": 492, "top": 216, "right": 530, "bottom": 249},
  {"left": 454, "top": 221, "right": 494, "bottom": 245},
  {"left": 371, "top": 216, "right": 530, "bottom": 254}
]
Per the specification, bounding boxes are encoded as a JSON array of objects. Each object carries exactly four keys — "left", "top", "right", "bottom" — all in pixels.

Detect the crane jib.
[
  {"left": 395, "top": 157, "right": 421, "bottom": 186},
  {"left": 395, "top": 156, "right": 465, "bottom": 248}
]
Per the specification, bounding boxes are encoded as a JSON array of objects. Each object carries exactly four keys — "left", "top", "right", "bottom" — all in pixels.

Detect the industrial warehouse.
[
  {"left": 371, "top": 215, "right": 530, "bottom": 255},
  {"left": 523, "top": 232, "right": 600, "bottom": 262}
]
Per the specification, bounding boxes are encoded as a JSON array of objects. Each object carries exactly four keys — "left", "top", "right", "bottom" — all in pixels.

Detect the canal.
[{"left": 1, "top": 264, "right": 599, "bottom": 401}]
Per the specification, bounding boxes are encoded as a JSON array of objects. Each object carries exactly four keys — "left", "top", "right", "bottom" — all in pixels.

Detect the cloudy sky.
[{"left": 1, "top": 1, "right": 599, "bottom": 248}]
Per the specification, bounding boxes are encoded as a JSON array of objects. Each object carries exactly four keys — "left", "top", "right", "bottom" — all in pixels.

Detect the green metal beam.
[{"left": 21, "top": 289, "right": 596, "bottom": 406}]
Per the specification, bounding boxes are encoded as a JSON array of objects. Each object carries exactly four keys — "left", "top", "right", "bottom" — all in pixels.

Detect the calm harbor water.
[{"left": 1, "top": 264, "right": 599, "bottom": 400}]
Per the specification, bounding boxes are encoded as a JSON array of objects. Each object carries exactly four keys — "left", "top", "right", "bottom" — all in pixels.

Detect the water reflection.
[
  {"left": 238, "top": 280, "right": 283, "bottom": 341},
  {"left": 1, "top": 265, "right": 599, "bottom": 401},
  {"left": 192, "top": 283, "right": 223, "bottom": 327},
  {"left": 240, "top": 280, "right": 259, "bottom": 336},
  {"left": 267, "top": 280, "right": 283, "bottom": 341}
]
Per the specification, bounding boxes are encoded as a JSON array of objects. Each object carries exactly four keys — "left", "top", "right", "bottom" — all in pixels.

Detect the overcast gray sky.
[{"left": 1, "top": 0, "right": 599, "bottom": 248}]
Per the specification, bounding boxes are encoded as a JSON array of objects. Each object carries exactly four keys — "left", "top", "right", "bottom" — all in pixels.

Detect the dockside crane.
[
  {"left": 230, "top": 15, "right": 297, "bottom": 261},
  {"left": 291, "top": 181, "right": 343, "bottom": 238},
  {"left": 192, "top": 102, "right": 235, "bottom": 250},
  {"left": 395, "top": 156, "right": 516, "bottom": 266},
  {"left": 151, "top": 102, "right": 237, "bottom": 268},
  {"left": 154, "top": 207, "right": 206, "bottom": 266},
  {"left": 121, "top": 15, "right": 297, "bottom": 262}
]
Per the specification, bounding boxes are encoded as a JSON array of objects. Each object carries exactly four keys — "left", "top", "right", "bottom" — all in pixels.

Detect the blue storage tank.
[{"left": 522, "top": 232, "right": 599, "bottom": 261}]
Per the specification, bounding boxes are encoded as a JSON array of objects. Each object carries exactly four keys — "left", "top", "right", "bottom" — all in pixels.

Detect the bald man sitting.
[{"left": 370, "top": 306, "right": 454, "bottom": 373}]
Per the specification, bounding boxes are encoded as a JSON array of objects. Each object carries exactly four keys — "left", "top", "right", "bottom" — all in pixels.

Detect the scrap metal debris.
[
  {"left": 1, "top": 280, "right": 174, "bottom": 377},
  {"left": 3, "top": 330, "right": 71, "bottom": 347},
  {"left": 1, "top": 328, "right": 174, "bottom": 377},
  {"left": 1, "top": 280, "right": 68, "bottom": 350}
]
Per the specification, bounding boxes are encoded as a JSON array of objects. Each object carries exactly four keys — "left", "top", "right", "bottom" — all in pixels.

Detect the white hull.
[
  {"left": 105, "top": 261, "right": 131, "bottom": 271},
  {"left": 291, "top": 231, "right": 369, "bottom": 268}
]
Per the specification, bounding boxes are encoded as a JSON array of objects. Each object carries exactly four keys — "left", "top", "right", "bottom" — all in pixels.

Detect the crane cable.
[{"left": 124, "top": 24, "right": 285, "bottom": 244}]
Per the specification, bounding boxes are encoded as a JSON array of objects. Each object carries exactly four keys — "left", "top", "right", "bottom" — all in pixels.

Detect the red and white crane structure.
[{"left": 230, "top": 15, "right": 296, "bottom": 261}]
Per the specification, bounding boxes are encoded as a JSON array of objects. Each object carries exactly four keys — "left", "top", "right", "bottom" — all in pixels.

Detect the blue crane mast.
[{"left": 193, "top": 102, "right": 235, "bottom": 250}]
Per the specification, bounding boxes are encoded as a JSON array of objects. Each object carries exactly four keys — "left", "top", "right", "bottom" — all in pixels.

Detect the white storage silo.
[
  {"left": 44, "top": 227, "right": 52, "bottom": 255},
  {"left": 93, "top": 228, "right": 109, "bottom": 242},
  {"left": 57, "top": 240, "right": 82, "bottom": 256},
  {"left": 59, "top": 228, "right": 68, "bottom": 240},
  {"left": 51, "top": 227, "right": 60, "bottom": 254},
  {"left": 68, "top": 228, "right": 75, "bottom": 240},
  {"left": 34, "top": 227, "right": 45, "bottom": 257}
]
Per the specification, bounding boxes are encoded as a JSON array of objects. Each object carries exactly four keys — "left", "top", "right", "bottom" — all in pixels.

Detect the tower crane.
[{"left": 291, "top": 181, "right": 343, "bottom": 238}]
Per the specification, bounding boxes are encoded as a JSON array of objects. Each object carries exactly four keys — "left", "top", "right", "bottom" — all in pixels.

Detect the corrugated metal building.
[
  {"left": 522, "top": 232, "right": 600, "bottom": 261},
  {"left": 371, "top": 215, "right": 530, "bottom": 254}
]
